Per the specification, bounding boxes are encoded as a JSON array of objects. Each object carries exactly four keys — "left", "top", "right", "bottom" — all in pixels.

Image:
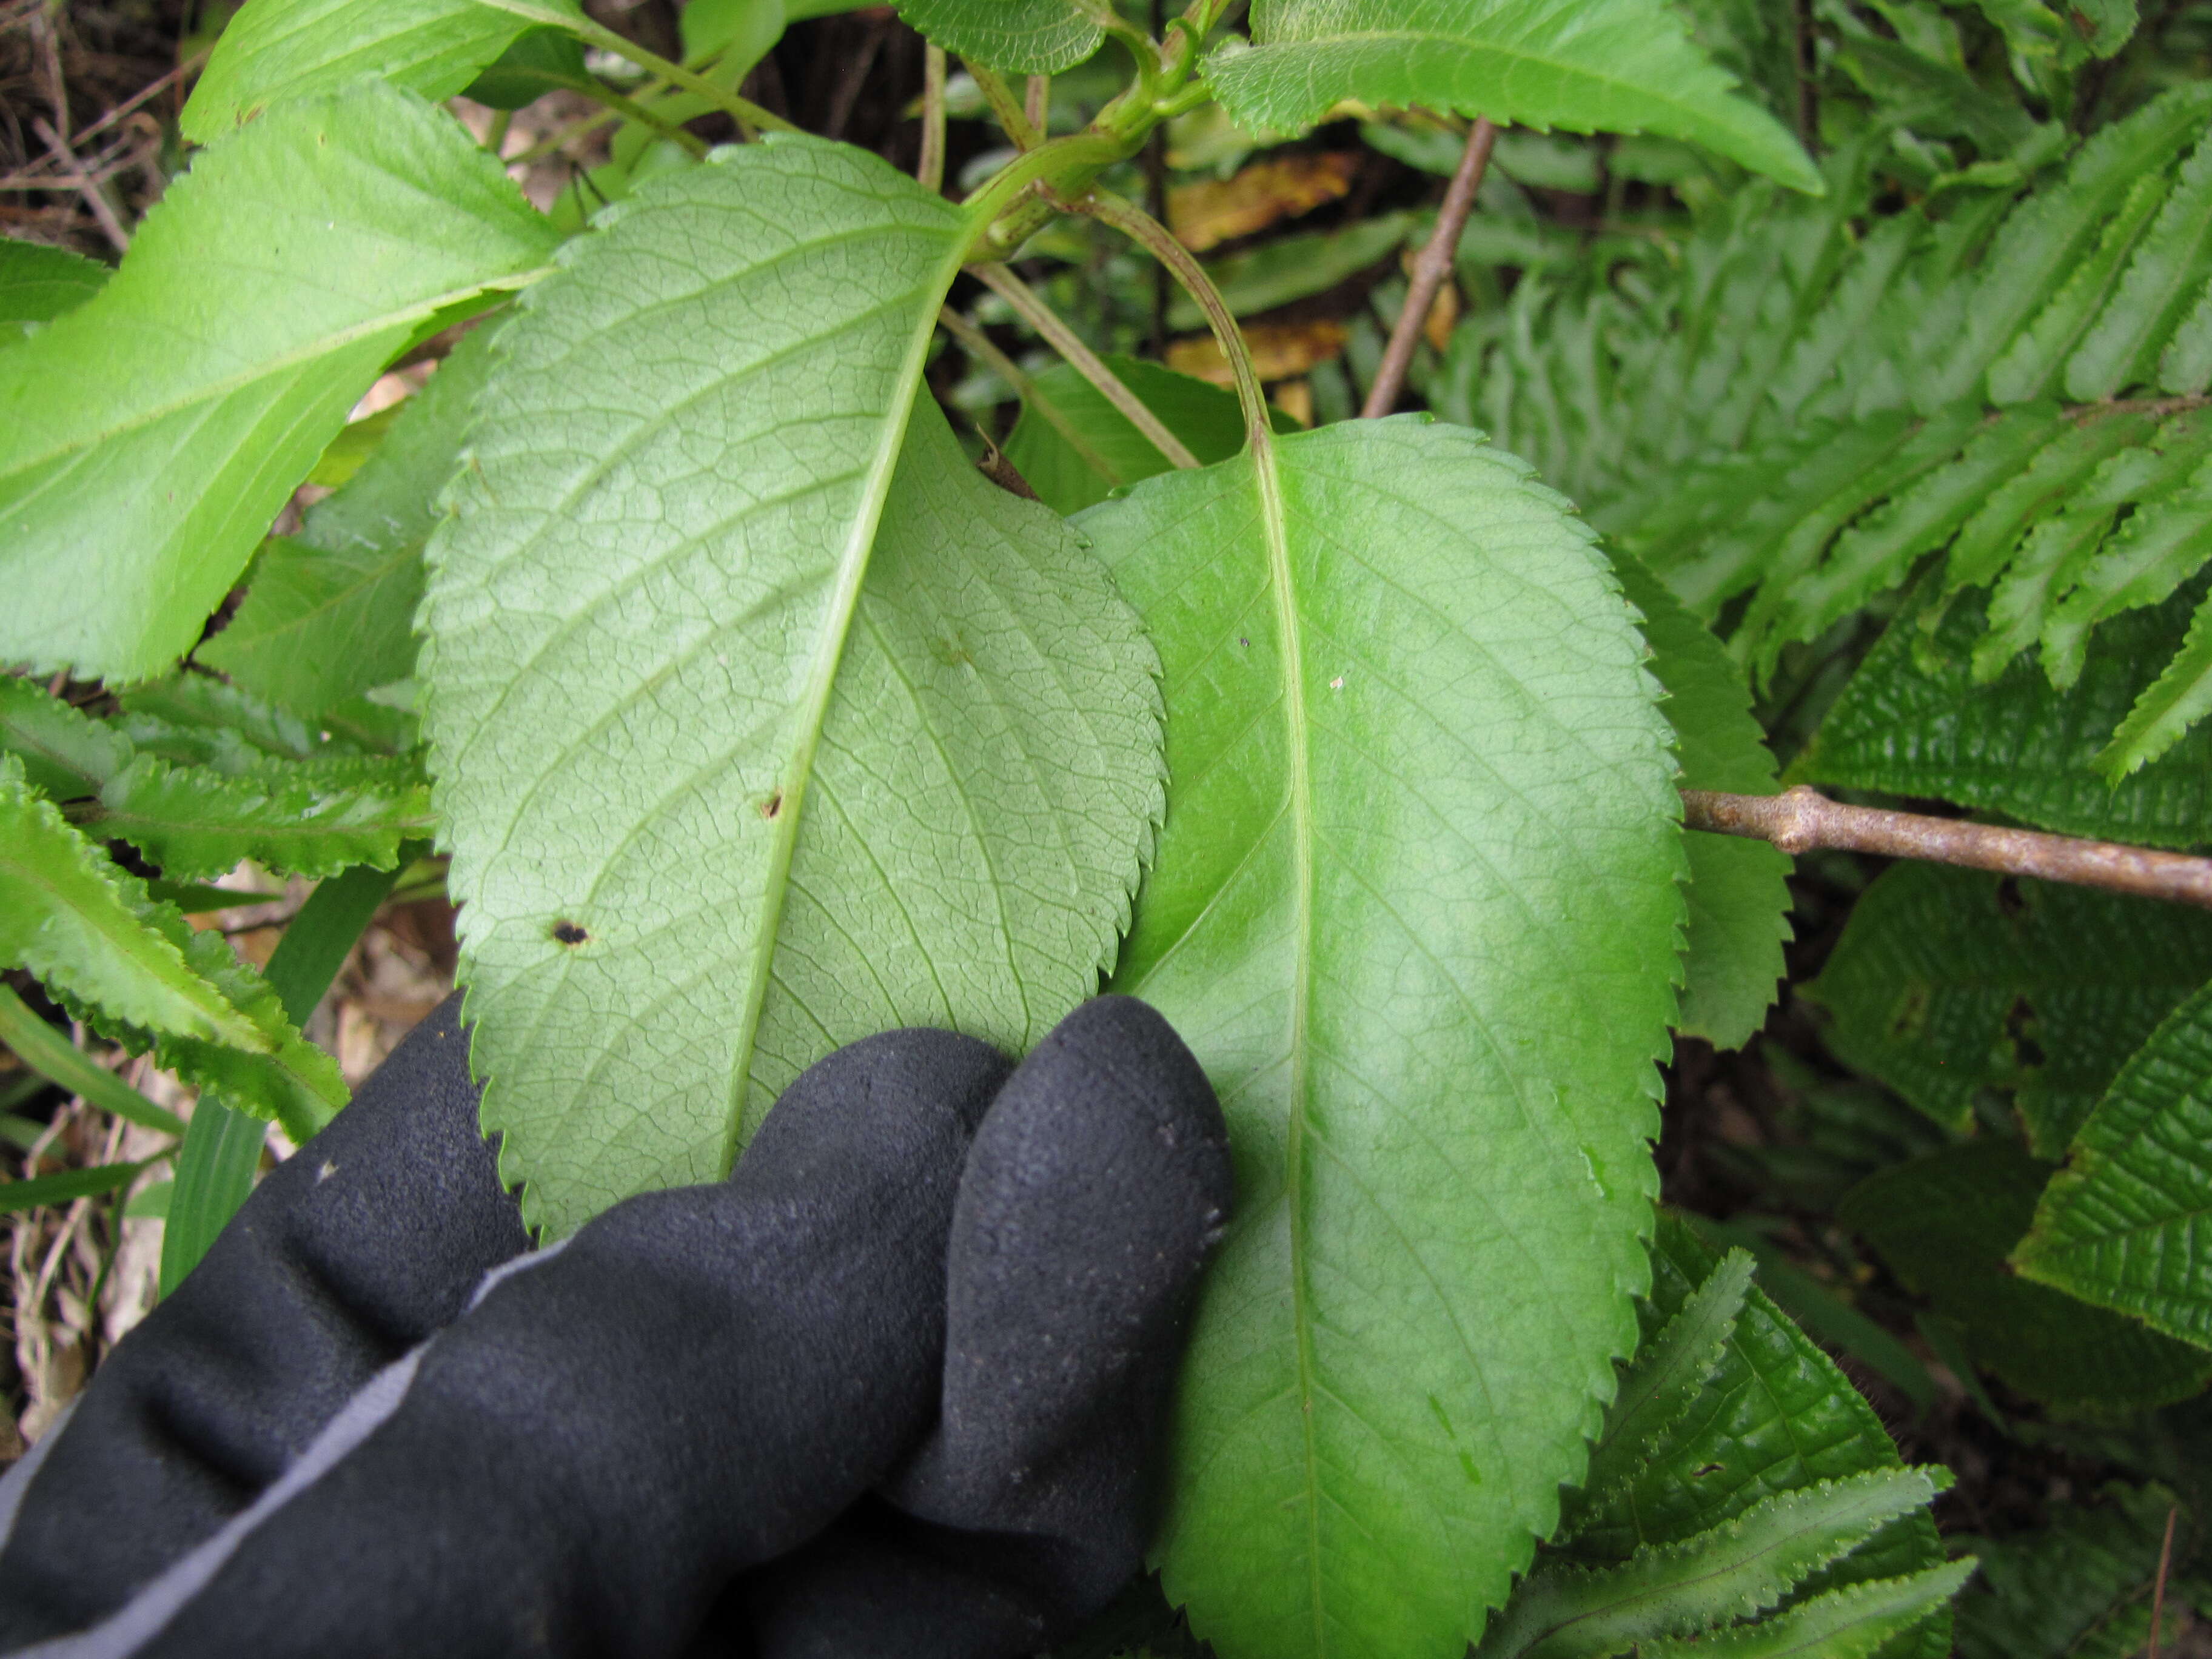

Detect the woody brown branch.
[
  {"left": 1683, "top": 786, "right": 2212, "bottom": 910},
  {"left": 1362, "top": 116, "right": 1496, "bottom": 419}
]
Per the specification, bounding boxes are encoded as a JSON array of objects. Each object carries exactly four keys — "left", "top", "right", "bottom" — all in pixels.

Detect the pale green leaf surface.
[
  {"left": 88, "top": 753, "right": 433, "bottom": 882},
  {"left": 2099, "top": 584, "right": 2212, "bottom": 777},
  {"left": 1804, "top": 862, "right": 2212, "bottom": 1150},
  {"left": 1641, "top": 1562, "right": 1976, "bottom": 1659},
  {"left": 2067, "top": 136, "right": 2212, "bottom": 400},
  {"left": 1800, "top": 581, "right": 2212, "bottom": 850},
  {"left": 0, "top": 755, "right": 265, "bottom": 1051},
  {"left": 1611, "top": 552, "right": 1789, "bottom": 1049},
  {"left": 1002, "top": 355, "right": 1258, "bottom": 517},
  {"left": 423, "top": 139, "right": 1162, "bottom": 1236},
  {"left": 1477, "top": 1471, "right": 1939, "bottom": 1659},
  {"left": 198, "top": 322, "right": 504, "bottom": 715},
  {"left": 0, "top": 238, "right": 107, "bottom": 335},
  {"left": 1082, "top": 417, "right": 1685, "bottom": 1659},
  {"left": 0, "top": 676, "right": 133, "bottom": 800},
  {"left": 181, "top": 0, "right": 581, "bottom": 140},
  {"left": 0, "top": 84, "right": 558, "bottom": 682},
  {"left": 1840, "top": 1139, "right": 2212, "bottom": 1409},
  {"left": 894, "top": 0, "right": 1102, "bottom": 71},
  {"left": 2016, "top": 982, "right": 2212, "bottom": 1348},
  {"left": 1205, "top": 0, "right": 1820, "bottom": 192}
]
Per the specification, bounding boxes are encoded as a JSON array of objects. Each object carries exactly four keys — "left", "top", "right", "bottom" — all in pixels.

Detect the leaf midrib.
[
  {"left": 717, "top": 209, "right": 975, "bottom": 1178},
  {"left": 1247, "top": 429, "right": 1328, "bottom": 1655}
]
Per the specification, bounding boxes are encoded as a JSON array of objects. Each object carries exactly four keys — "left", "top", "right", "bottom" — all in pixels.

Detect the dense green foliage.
[{"left": 10, "top": 0, "right": 2212, "bottom": 1654}]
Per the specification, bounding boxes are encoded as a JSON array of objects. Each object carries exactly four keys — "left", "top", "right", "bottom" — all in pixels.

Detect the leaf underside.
[
  {"left": 422, "top": 138, "right": 1162, "bottom": 1238},
  {"left": 181, "top": 0, "right": 579, "bottom": 141},
  {"left": 1082, "top": 417, "right": 1684, "bottom": 1659},
  {"left": 1205, "top": 0, "right": 1822, "bottom": 193},
  {"left": 894, "top": 0, "right": 1103, "bottom": 73},
  {"left": 0, "top": 82, "right": 557, "bottom": 683}
]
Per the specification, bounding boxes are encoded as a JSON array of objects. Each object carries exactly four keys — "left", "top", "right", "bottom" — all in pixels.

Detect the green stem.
[
  {"left": 968, "top": 62, "right": 1042, "bottom": 149},
  {"left": 936, "top": 304, "right": 1125, "bottom": 488},
  {"left": 965, "top": 130, "right": 1134, "bottom": 256},
  {"left": 472, "top": 1, "right": 799, "bottom": 135},
  {"left": 575, "top": 78, "right": 711, "bottom": 158},
  {"left": 919, "top": 44, "right": 947, "bottom": 193},
  {"left": 971, "top": 263, "right": 1199, "bottom": 469},
  {"left": 1080, "top": 187, "right": 1269, "bottom": 441},
  {"left": 0, "top": 987, "right": 184, "bottom": 1137},
  {"left": 484, "top": 108, "right": 513, "bottom": 156}
]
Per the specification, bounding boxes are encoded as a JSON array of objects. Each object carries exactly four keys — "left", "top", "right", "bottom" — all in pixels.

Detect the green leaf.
[
  {"left": 0, "top": 985, "right": 186, "bottom": 1136},
  {"left": 1952, "top": 1483, "right": 2188, "bottom": 1659},
  {"left": 2066, "top": 136, "right": 2212, "bottom": 400},
  {"left": 1567, "top": 1218, "right": 1946, "bottom": 1605},
  {"left": 1081, "top": 417, "right": 1684, "bottom": 1659},
  {"left": 1167, "top": 212, "right": 1416, "bottom": 330},
  {"left": 85, "top": 753, "right": 432, "bottom": 882},
  {"left": 0, "top": 676, "right": 134, "bottom": 800},
  {"left": 421, "top": 138, "right": 1163, "bottom": 1237},
  {"left": 1804, "top": 862, "right": 2212, "bottom": 1150},
  {"left": 1205, "top": 0, "right": 1820, "bottom": 192},
  {"left": 1840, "top": 1139, "right": 2212, "bottom": 1410},
  {"left": 1922, "top": 82, "right": 2212, "bottom": 410},
  {"left": 1004, "top": 355, "right": 1259, "bottom": 518},
  {"left": 894, "top": 0, "right": 1102, "bottom": 72},
  {"left": 2014, "top": 981, "right": 2212, "bottom": 1348},
  {"left": 0, "top": 84, "right": 559, "bottom": 683},
  {"left": 1577, "top": 1250, "right": 1755, "bottom": 1512},
  {"left": 0, "top": 754, "right": 268, "bottom": 1053},
  {"left": 1988, "top": 170, "right": 2171, "bottom": 406},
  {"left": 1939, "top": 411, "right": 2159, "bottom": 592},
  {"left": 0, "top": 238, "right": 107, "bottom": 337},
  {"left": 181, "top": 0, "right": 582, "bottom": 141},
  {"left": 161, "top": 859, "right": 405, "bottom": 1292},
  {"left": 1642, "top": 1561, "right": 1977, "bottom": 1659},
  {"left": 115, "top": 676, "right": 353, "bottom": 771},
  {"left": 2040, "top": 462, "right": 2212, "bottom": 686},
  {"left": 1477, "top": 1471, "right": 1940, "bottom": 1659},
  {"left": 2099, "top": 585, "right": 2212, "bottom": 777},
  {"left": 1798, "top": 579, "right": 2212, "bottom": 850},
  {"left": 0, "top": 1159, "right": 159, "bottom": 1215},
  {"left": 198, "top": 321, "right": 505, "bottom": 717},
  {"left": 460, "top": 24, "right": 592, "bottom": 109},
  {"left": 1610, "top": 552, "right": 1789, "bottom": 1049}
]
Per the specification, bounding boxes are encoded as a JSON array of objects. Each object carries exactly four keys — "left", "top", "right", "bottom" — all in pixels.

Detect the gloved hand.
[{"left": 0, "top": 993, "right": 1230, "bottom": 1659}]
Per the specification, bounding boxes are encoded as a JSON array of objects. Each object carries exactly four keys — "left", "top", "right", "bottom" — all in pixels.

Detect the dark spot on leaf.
[
  {"left": 762, "top": 791, "right": 783, "bottom": 820},
  {"left": 1994, "top": 877, "right": 2027, "bottom": 920},
  {"left": 551, "top": 920, "right": 588, "bottom": 945},
  {"left": 2005, "top": 996, "right": 2046, "bottom": 1070},
  {"left": 1887, "top": 984, "right": 1929, "bottom": 1042},
  {"left": 1692, "top": 1462, "right": 1725, "bottom": 1478}
]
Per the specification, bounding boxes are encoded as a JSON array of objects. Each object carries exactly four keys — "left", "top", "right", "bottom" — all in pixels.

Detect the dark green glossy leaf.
[
  {"left": 1952, "top": 1483, "right": 2194, "bottom": 1659},
  {"left": 1840, "top": 1139, "right": 2212, "bottom": 1410},
  {"left": 0, "top": 238, "right": 107, "bottom": 337},
  {"left": 1805, "top": 862, "right": 2212, "bottom": 1149}
]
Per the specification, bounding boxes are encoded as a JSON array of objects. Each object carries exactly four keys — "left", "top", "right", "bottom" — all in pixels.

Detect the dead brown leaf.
[
  {"left": 1170, "top": 152, "right": 1359, "bottom": 253},
  {"left": 1167, "top": 320, "right": 1349, "bottom": 386}
]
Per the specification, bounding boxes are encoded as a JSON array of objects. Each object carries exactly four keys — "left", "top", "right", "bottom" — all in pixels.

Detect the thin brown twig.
[
  {"left": 69, "top": 48, "right": 208, "bottom": 149},
  {"left": 1362, "top": 116, "right": 1495, "bottom": 419},
  {"left": 1024, "top": 73, "right": 1050, "bottom": 135},
  {"left": 970, "top": 262, "right": 1201, "bottom": 469},
  {"left": 1683, "top": 786, "right": 2212, "bottom": 910},
  {"left": 2150, "top": 1504, "right": 2178, "bottom": 1659},
  {"left": 30, "top": 117, "right": 127, "bottom": 253}
]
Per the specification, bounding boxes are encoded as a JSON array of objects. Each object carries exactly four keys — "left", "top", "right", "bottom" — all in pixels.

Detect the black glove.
[{"left": 0, "top": 993, "right": 1230, "bottom": 1658}]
